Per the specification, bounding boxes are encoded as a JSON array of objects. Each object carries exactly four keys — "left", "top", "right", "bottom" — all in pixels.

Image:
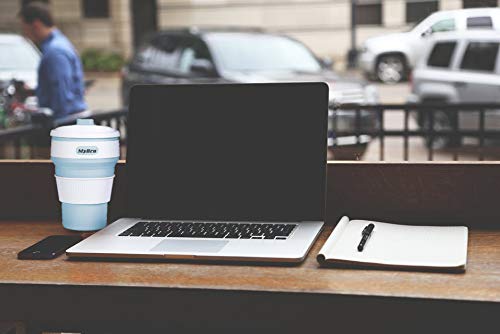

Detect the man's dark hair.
[{"left": 19, "top": 2, "right": 54, "bottom": 27}]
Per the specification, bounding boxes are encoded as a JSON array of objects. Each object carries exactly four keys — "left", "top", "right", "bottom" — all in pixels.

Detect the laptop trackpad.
[{"left": 150, "top": 239, "right": 229, "bottom": 253}]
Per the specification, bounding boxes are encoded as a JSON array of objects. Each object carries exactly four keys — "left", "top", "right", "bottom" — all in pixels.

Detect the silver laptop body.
[{"left": 67, "top": 83, "right": 328, "bottom": 263}]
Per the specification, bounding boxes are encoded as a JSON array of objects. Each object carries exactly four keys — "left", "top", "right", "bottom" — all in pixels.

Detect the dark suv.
[{"left": 121, "top": 27, "right": 379, "bottom": 158}]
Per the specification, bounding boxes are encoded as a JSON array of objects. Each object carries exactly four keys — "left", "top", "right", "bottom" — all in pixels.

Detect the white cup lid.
[{"left": 50, "top": 119, "right": 120, "bottom": 139}]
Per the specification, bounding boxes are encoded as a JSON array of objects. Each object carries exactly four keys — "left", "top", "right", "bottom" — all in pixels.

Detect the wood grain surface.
[{"left": 0, "top": 221, "right": 499, "bottom": 303}]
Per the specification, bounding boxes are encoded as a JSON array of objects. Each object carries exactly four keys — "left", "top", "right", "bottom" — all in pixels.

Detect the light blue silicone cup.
[
  {"left": 52, "top": 153, "right": 119, "bottom": 231},
  {"left": 51, "top": 118, "right": 119, "bottom": 231}
]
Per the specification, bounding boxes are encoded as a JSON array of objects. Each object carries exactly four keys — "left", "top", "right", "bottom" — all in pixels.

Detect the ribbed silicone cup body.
[
  {"left": 52, "top": 157, "right": 118, "bottom": 178},
  {"left": 51, "top": 137, "right": 119, "bottom": 231},
  {"left": 61, "top": 203, "right": 108, "bottom": 231}
]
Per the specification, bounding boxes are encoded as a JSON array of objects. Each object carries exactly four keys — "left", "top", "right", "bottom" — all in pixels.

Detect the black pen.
[{"left": 357, "top": 223, "right": 374, "bottom": 252}]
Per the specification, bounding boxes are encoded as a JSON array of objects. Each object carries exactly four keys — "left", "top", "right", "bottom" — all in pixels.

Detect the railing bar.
[
  {"left": 14, "top": 138, "right": 21, "bottom": 160},
  {"left": 378, "top": 107, "right": 384, "bottom": 161},
  {"left": 333, "top": 109, "right": 338, "bottom": 147},
  {"left": 479, "top": 108, "right": 485, "bottom": 161},
  {"left": 428, "top": 110, "right": 434, "bottom": 161},
  {"left": 333, "top": 130, "right": 500, "bottom": 136},
  {"left": 337, "top": 103, "right": 500, "bottom": 111},
  {"left": 453, "top": 109, "right": 459, "bottom": 161},
  {"left": 355, "top": 107, "right": 361, "bottom": 145},
  {"left": 403, "top": 108, "right": 409, "bottom": 161}
]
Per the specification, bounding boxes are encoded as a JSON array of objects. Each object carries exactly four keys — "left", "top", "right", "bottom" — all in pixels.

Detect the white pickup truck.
[{"left": 359, "top": 7, "right": 500, "bottom": 83}]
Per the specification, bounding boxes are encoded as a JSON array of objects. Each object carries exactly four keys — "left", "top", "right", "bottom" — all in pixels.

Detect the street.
[
  {"left": 85, "top": 73, "right": 122, "bottom": 111},
  {"left": 85, "top": 75, "right": 499, "bottom": 161}
]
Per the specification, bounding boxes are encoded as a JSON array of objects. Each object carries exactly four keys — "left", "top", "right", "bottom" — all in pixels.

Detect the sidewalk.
[{"left": 85, "top": 72, "right": 121, "bottom": 111}]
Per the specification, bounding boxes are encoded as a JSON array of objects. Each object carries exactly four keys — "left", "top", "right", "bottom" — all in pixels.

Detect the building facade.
[
  {"left": 0, "top": 0, "right": 498, "bottom": 62},
  {"left": 0, "top": 0, "right": 132, "bottom": 56}
]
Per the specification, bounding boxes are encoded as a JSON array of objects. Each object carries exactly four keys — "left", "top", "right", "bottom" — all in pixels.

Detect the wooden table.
[
  {"left": 1, "top": 221, "right": 499, "bottom": 333},
  {"left": 1, "top": 161, "right": 500, "bottom": 333}
]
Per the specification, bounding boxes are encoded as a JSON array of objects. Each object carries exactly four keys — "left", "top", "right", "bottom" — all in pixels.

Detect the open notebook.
[{"left": 317, "top": 216, "right": 468, "bottom": 272}]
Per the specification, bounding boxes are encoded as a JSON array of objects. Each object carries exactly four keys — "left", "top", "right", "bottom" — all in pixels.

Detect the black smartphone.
[{"left": 17, "top": 235, "right": 83, "bottom": 260}]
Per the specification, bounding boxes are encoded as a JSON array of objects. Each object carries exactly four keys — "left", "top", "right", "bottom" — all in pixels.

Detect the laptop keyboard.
[{"left": 118, "top": 221, "right": 297, "bottom": 240}]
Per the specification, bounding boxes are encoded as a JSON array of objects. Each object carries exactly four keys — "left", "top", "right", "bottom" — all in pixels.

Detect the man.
[{"left": 19, "top": 2, "right": 87, "bottom": 118}]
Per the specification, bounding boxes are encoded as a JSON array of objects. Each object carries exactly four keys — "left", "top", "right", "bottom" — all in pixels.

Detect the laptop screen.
[{"left": 126, "top": 83, "right": 328, "bottom": 222}]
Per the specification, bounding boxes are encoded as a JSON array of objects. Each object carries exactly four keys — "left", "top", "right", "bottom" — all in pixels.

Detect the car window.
[
  {"left": 206, "top": 33, "right": 321, "bottom": 72},
  {"left": 134, "top": 35, "right": 182, "bottom": 72},
  {"left": 467, "top": 16, "right": 493, "bottom": 29},
  {"left": 460, "top": 42, "right": 499, "bottom": 73},
  {"left": 427, "top": 41, "right": 457, "bottom": 68},
  {"left": 431, "top": 18, "right": 456, "bottom": 33},
  {"left": 177, "top": 40, "right": 214, "bottom": 74}
]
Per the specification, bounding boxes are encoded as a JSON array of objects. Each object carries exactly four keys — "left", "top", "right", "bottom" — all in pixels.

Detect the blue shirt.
[{"left": 36, "top": 29, "right": 87, "bottom": 118}]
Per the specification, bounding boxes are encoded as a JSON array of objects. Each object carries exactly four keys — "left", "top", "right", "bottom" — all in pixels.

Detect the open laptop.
[{"left": 67, "top": 83, "right": 328, "bottom": 263}]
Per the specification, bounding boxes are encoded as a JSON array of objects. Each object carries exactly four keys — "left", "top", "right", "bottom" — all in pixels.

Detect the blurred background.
[{"left": 1, "top": 0, "right": 499, "bottom": 161}]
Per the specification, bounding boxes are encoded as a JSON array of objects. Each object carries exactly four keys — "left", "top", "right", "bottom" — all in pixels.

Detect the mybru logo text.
[{"left": 76, "top": 146, "right": 98, "bottom": 155}]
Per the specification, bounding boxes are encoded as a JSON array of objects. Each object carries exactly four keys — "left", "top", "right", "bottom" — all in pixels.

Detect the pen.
[{"left": 357, "top": 223, "right": 374, "bottom": 252}]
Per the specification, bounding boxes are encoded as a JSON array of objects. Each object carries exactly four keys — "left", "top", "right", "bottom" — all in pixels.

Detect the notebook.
[{"left": 317, "top": 216, "right": 468, "bottom": 272}]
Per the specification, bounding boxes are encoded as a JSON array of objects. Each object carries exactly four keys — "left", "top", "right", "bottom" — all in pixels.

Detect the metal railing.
[
  {"left": 2, "top": 103, "right": 500, "bottom": 161},
  {"left": 0, "top": 109, "right": 127, "bottom": 160},
  {"left": 332, "top": 103, "right": 500, "bottom": 161}
]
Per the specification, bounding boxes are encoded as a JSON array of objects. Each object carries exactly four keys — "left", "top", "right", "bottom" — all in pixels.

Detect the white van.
[{"left": 359, "top": 8, "right": 500, "bottom": 83}]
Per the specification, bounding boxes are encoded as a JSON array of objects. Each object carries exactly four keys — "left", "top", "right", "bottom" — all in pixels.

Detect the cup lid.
[{"left": 50, "top": 119, "right": 120, "bottom": 139}]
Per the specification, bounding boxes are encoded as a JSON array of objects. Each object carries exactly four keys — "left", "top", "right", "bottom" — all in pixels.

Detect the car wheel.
[
  {"left": 423, "top": 111, "right": 461, "bottom": 150},
  {"left": 376, "top": 55, "right": 406, "bottom": 84}
]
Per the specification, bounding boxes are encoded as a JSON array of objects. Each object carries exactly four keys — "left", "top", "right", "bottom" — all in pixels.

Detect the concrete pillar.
[
  {"left": 51, "top": 0, "right": 83, "bottom": 51},
  {"left": 0, "top": 0, "right": 21, "bottom": 32},
  {"left": 383, "top": 0, "right": 405, "bottom": 28},
  {"left": 51, "top": 0, "right": 81, "bottom": 20},
  {"left": 110, "top": 0, "right": 132, "bottom": 58},
  {"left": 440, "top": 0, "right": 463, "bottom": 10}
]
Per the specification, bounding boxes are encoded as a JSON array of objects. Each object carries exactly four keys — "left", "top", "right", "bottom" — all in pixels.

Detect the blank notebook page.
[{"left": 319, "top": 216, "right": 468, "bottom": 269}]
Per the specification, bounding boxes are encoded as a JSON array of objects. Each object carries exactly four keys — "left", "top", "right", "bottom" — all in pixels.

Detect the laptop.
[{"left": 67, "top": 83, "right": 328, "bottom": 263}]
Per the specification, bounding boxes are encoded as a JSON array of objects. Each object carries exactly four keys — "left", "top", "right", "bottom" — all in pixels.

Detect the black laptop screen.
[{"left": 126, "top": 83, "right": 328, "bottom": 222}]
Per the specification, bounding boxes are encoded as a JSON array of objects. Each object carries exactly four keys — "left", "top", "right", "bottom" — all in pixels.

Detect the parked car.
[
  {"left": 122, "top": 27, "right": 379, "bottom": 158},
  {"left": 359, "top": 7, "right": 500, "bottom": 84},
  {"left": 0, "top": 34, "right": 40, "bottom": 90},
  {"left": 408, "top": 30, "right": 500, "bottom": 148}
]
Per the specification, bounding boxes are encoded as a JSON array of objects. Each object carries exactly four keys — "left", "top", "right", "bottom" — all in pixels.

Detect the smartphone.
[{"left": 17, "top": 235, "right": 83, "bottom": 260}]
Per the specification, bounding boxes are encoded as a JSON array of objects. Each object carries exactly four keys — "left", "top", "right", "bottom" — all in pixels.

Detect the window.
[
  {"left": 406, "top": 0, "right": 439, "bottom": 24},
  {"left": 22, "top": 0, "right": 49, "bottom": 5},
  {"left": 82, "top": 0, "right": 110, "bottom": 18},
  {"left": 355, "top": 0, "right": 383, "bottom": 26},
  {"left": 467, "top": 16, "right": 493, "bottom": 29},
  {"left": 427, "top": 42, "right": 457, "bottom": 68},
  {"left": 134, "top": 35, "right": 182, "bottom": 72},
  {"left": 463, "top": 0, "right": 498, "bottom": 8},
  {"left": 460, "top": 42, "right": 499, "bottom": 72},
  {"left": 177, "top": 40, "right": 214, "bottom": 75},
  {"left": 431, "top": 18, "right": 456, "bottom": 33}
]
